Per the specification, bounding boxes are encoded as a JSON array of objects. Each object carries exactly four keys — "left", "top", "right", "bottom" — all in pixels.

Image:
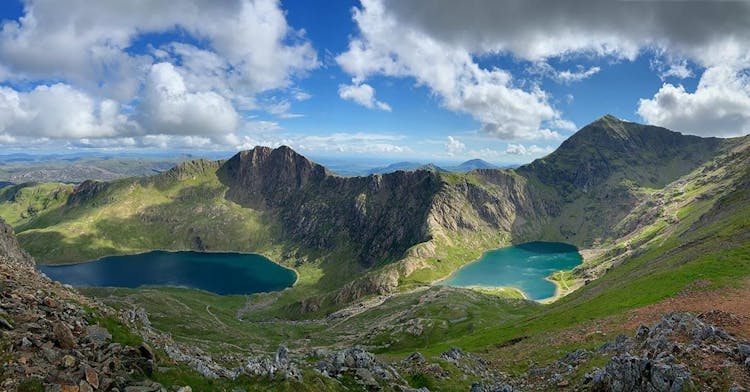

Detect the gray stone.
[
  {"left": 440, "top": 347, "right": 465, "bottom": 361},
  {"left": 0, "top": 316, "right": 13, "bottom": 330},
  {"left": 738, "top": 344, "right": 750, "bottom": 360},
  {"left": 86, "top": 325, "right": 112, "bottom": 346},
  {"left": 52, "top": 321, "right": 76, "bottom": 349},
  {"left": 138, "top": 343, "right": 156, "bottom": 360},
  {"left": 406, "top": 352, "right": 425, "bottom": 364},
  {"left": 590, "top": 354, "right": 693, "bottom": 392}
]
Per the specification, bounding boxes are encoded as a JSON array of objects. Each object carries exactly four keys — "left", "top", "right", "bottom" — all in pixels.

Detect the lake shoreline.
[
  {"left": 37, "top": 248, "right": 301, "bottom": 287},
  {"left": 37, "top": 250, "right": 298, "bottom": 296},
  {"left": 540, "top": 274, "right": 584, "bottom": 304},
  {"left": 438, "top": 241, "right": 583, "bottom": 303}
]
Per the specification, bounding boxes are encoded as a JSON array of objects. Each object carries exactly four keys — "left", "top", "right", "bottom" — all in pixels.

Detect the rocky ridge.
[{"left": 221, "top": 145, "right": 442, "bottom": 268}]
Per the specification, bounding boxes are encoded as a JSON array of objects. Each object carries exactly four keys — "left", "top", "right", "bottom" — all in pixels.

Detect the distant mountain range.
[
  {"left": 0, "top": 157, "right": 189, "bottom": 184},
  {"left": 366, "top": 158, "right": 499, "bottom": 175}
]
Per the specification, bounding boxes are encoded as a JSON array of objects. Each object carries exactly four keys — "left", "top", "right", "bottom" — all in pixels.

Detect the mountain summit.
[{"left": 520, "top": 115, "right": 731, "bottom": 192}]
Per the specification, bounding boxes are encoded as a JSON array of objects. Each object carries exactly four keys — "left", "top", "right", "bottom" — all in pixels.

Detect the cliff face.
[
  {"left": 221, "top": 146, "right": 442, "bottom": 266},
  {"left": 428, "top": 170, "right": 556, "bottom": 238},
  {"left": 0, "top": 218, "right": 33, "bottom": 266},
  {"left": 65, "top": 180, "right": 111, "bottom": 208}
]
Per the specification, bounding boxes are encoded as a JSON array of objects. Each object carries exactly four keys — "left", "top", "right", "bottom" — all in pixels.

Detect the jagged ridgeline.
[{"left": 1, "top": 115, "right": 748, "bottom": 307}]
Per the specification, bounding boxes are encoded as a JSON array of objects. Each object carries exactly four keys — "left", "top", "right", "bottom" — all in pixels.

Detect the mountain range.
[
  {"left": 366, "top": 158, "right": 498, "bottom": 175},
  {"left": 1, "top": 115, "right": 749, "bottom": 390}
]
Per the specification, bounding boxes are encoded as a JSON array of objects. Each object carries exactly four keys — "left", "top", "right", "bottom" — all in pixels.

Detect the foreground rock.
[
  {"left": 0, "top": 219, "right": 164, "bottom": 391},
  {"left": 586, "top": 312, "right": 750, "bottom": 391}
]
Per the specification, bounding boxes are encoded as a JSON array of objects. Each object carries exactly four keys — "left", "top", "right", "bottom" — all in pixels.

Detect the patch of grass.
[
  {"left": 407, "top": 373, "right": 434, "bottom": 389},
  {"left": 0, "top": 182, "right": 72, "bottom": 226},
  {"left": 97, "top": 315, "right": 143, "bottom": 347},
  {"left": 466, "top": 285, "right": 526, "bottom": 299},
  {"left": 16, "top": 379, "right": 44, "bottom": 392},
  {"left": 548, "top": 271, "right": 573, "bottom": 291},
  {"left": 152, "top": 364, "right": 344, "bottom": 391},
  {"left": 85, "top": 287, "right": 329, "bottom": 356}
]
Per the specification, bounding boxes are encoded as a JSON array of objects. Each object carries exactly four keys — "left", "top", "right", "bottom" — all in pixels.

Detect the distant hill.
[
  {"left": 450, "top": 159, "right": 498, "bottom": 172},
  {"left": 367, "top": 161, "right": 424, "bottom": 174},
  {"left": 366, "top": 159, "right": 495, "bottom": 174},
  {"left": 0, "top": 157, "right": 187, "bottom": 183}
]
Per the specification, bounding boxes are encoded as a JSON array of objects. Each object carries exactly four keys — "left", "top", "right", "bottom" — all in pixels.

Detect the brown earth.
[{"left": 621, "top": 279, "right": 750, "bottom": 339}]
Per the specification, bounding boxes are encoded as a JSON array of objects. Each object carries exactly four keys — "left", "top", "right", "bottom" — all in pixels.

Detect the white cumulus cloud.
[
  {"left": 338, "top": 83, "right": 392, "bottom": 111},
  {"left": 140, "top": 62, "right": 239, "bottom": 137},
  {"left": 638, "top": 66, "right": 750, "bottom": 138},
  {"left": 505, "top": 143, "right": 555, "bottom": 156},
  {"left": 336, "top": 0, "right": 574, "bottom": 141},
  {"left": 444, "top": 136, "right": 465, "bottom": 156},
  {"left": 0, "top": 83, "right": 135, "bottom": 138}
]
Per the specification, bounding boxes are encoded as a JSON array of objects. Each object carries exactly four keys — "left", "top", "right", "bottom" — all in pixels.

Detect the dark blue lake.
[
  {"left": 37, "top": 251, "right": 296, "bottom": 295},
  {"left": 442, "top": 242, "right": 582, "bottom": 301}
]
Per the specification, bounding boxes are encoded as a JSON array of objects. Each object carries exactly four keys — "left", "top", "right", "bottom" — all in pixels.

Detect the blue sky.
[{"left": 0, "top": 0, "right": 747, "bottom": 165}]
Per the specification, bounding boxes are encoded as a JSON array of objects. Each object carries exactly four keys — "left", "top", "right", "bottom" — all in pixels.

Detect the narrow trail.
[{"left": 205, "top": 304, "right": 226, "bottom": 328}]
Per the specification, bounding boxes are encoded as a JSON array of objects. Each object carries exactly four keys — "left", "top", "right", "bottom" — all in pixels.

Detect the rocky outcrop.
[
  {"left": 584, "top": 312, "right": 750, "bottom": 391},
  {"left": 65, "top": 179, "right": 111, "bottom": 208},
  {"left": 0, "top": 218, "right": 33, "bottom": 266},
  {"left": 242, "top": 345, "right": 303, "bottom": 381},
  {"left": 312, "top": 347, "right": 408, "bottom": 389},
  {"left": 460, "top": 312, "right": 750, "bottom": 391},
  {"left": 221, "top": 145, "right": 441, "bottom": 267}
]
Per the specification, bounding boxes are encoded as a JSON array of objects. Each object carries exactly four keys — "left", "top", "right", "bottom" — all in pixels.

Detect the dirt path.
[{"left": 205, "top": 304, "right": 227, "bottom": 328}]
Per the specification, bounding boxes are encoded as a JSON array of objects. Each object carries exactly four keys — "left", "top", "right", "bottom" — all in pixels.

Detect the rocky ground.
[
  {"left": 2, "top": 210, "right": 750, "bottom": 391},
  {"left": 464, "top": 312, "right": 750, "bottom": 391},
  {"left": 0, "top": 248, "right": 166, "bottom": 391}
]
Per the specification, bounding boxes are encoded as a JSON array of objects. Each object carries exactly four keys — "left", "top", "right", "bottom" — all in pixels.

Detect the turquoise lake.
[
  {"left": 37, "top": 251, "right": 296, "bottom": 295},
  {"left": 442, "top": 242, "right": 582, "bottom": 301}
]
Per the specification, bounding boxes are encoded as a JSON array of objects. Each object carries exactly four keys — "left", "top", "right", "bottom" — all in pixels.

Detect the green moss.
[
  {"left": 16, "top": 379, "right": 45, "bottom": 392},
  {"left": 98, "top": 315, "right": 143, "bottom": 347},
  {"left": 407, "top": 373, "right": 434, "bottom": 389}
]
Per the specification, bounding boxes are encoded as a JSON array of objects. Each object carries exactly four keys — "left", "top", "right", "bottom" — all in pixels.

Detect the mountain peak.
[
  {"left": 521, "top": 117, "right": 728, "bottom": 191},
  {"left": 222, "top": 146, "right": 329, "bottom": 208},
  {"left": 455, "top": 159, "right": 497, "bottom": 171},
  {"left": 596, "top": 114, "right": 621, "bottom": 123}
]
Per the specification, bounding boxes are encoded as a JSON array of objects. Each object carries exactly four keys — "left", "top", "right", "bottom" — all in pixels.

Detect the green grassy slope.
[
  {"left": 12, "top": 162, "right": 282, "bottom": 265},
  {"left": 418, "top": 140, "right": 750, "bottom": 358}
]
